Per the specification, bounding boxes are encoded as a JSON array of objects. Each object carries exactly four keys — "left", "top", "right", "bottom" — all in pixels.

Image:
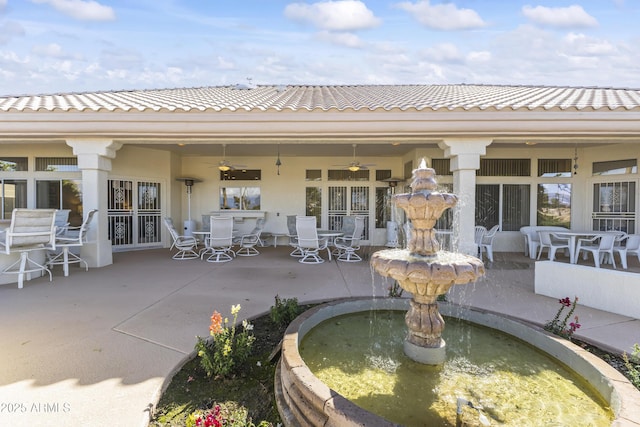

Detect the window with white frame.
[
  {"left": 35, "top": 179, "right": 83, "bottom": 226},
  {"left": 476, "top": 184, "right": 530, "bottom": 231},
  {"left": 1, "top": 180, "right": 27, "bottom": 219}
]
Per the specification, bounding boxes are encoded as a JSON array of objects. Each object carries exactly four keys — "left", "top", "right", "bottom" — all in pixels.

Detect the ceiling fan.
[
  {"left": 217, "top": 144, "right": 247, "bottom": 171},
  {"left": 334, "top": 144, "right": 376, "bottom": 171}
]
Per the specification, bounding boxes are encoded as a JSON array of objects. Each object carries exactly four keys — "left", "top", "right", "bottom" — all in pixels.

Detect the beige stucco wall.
[{"left": 2, "top": 141, "right": 639, "bottom": 250}]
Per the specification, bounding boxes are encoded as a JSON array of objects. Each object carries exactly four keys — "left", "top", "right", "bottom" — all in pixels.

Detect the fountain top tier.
[{"left": 370, "top": 159, "right": 484, "bottom": 303}]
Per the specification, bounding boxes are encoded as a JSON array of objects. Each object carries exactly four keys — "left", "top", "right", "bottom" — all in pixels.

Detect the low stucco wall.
[{"left": 534, "top": 261, "right": 640, "bottom": 320}]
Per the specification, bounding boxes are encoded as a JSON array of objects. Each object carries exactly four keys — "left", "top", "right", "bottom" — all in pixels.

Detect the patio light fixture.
[{"left": 276, "top": 144, "right": 282, "bottom": 175}]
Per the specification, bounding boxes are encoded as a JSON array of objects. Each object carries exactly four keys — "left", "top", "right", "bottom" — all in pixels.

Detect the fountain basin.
[{"left": 275, "top": 298, "right": 640, "bottom": 426}]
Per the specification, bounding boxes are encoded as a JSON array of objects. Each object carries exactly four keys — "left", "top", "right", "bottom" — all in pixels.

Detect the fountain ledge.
[{"left": 274, "top": 297, "right": 640, "bottom": 427}]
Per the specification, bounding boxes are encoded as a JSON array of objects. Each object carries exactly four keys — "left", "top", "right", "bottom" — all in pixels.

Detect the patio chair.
[
  {"left": 474, "top": 226, "right": 486, "bottom": 258},
  {"left": 163, "top": 217, "right": 199, "bottom": 260},
  {"left": 334, "top": 216, "right": 365, "bottom": 262},
  {"left": 479, "top": 224, "right": 499, "bottom": 262},
  {"left": 613, "top": 233, "right": 640, "bottom": 269},
  {"left": 47, "top": 209, "right": 97, "bottom": 276},
  {"left": 0, "top": 208, "right": 57, "bottom": 289},
  {"left": 295, "top": 216, "right": 329, "bottom": 264},
  {"left": 576, "top": 233, "right": 617, "bottom": 268},
  {"left": 234, "top": 218, "right": 264, "bottom": 256},
  {"left": 54, "top": 209, "right": 71, "bottom": 236},
  {"left": 202, "top": 216, "right": 235, "bottom": 263},
  {"left": 287, "top": 215, "right": 302, "bottom": 257},
  {"left": 537, "top": 231, "right": 570, "bottom": 261}
]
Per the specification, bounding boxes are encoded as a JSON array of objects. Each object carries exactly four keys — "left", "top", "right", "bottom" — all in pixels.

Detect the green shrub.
[
  {"left": 623, "top": 343, "right": 640, "bottom": 389},
  {"left": 195, "top": 304, "right": 255, "bottom": 378},
  {"left": 269, "top": 295, "right": 302, "bottom": 327}
]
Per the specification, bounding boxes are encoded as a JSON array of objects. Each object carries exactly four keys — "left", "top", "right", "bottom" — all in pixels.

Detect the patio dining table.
[
  {"left": 551, "top": 230, "right": 613, "bottom": 264},
  {"left": 317, "top": 230, "right": 343, "bottom": 261}
]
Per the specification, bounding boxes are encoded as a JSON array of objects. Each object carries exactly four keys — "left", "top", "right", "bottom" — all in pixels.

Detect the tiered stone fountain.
[
  {"left": 275, "top": 160, "right": 634, "bottom": 426},
  {"left": 370, "top": 159, "right": 485, "bottom": 364}
]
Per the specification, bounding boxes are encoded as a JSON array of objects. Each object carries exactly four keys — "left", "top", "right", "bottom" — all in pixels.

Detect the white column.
[
  {"left": 438, "top": 139, "right": 492, "bottom": 256},
  {"left": 66, "top": 139, "right": 123, "bottom": 268}
]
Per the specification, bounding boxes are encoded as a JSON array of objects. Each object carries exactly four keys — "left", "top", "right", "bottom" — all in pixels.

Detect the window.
[
  {"left": 537, "top": 184, "right": 571, "bottom": 228},
  {"left": 376, "top": 170, "right": 392, "bottom": 181},
  {"left": 35, "top": 179, "right": 83, "bottom": 225},
  {"left": 375, "top": 187, "right": 390, "bottom": 228},
  {"left": 1, "top": 180, "right": 27, "bottom": 219},
  {"left": 219, "top": 187, "right": 260, "bottom": 210},
  {"left": 0, "top": 157, "right": 28, "bottom": 171},
  {"left": 435, "top": 183, "right": 454, "bottom": 230},
  {"left": 35, "top": 157, "right": 79, "bottom": 172},
  {"left": 220, "top": 170, "right": 261, "bottom": 181},
  {"left": 432, "top": 159, "right": 452, "bottom": 176},
  {"left": 592, "top": 159, "right": 637, "bottom": 176},
  {"left": 306, "top": 187, "right": 321, "bottom": 223},
  {"left": 538, "top": 159, "right": 572, "bottom": 178},
  {"left": 306, "top": 170, "right": 321, "bottom": 181},
  {"left": 476, "top": 184, "right": 530, "bottom": 231},
  {"left": 404, "top": 161, "right": 413, "bottom": 180},
  {"left": 328, "top": 169, "right": 369, "bottom": 181},
  {"left": 478, "top": 159, "right": 530, "bottom": 176}
]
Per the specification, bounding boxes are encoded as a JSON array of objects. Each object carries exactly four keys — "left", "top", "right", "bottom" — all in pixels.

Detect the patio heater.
[
  {"left": 381, "top": 177, "right": 404, "bottom": 247},
  {"left": 176, "top": 177, "right": 202, "bottom": 237}
]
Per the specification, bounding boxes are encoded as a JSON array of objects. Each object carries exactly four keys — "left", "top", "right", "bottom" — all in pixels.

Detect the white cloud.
[
  {"left": 0, "top": 21, "right": 26, "bottom": 44},
  {"left": 421, "top": 43, "right": 463, "bottom": 63},
  {"left": 0, "top": 0, "right": 7, "bottom": 12},
  {"left": 30, "top": 0, "right": 115, "bottom": 21},
  {"left": 564, "top": 33, "right": 615, "bottom": 56},
  {"left": 216, "top": 56, "right": 235, "bottom": 70},
  {"left": 522, "top": 5, "right": 597, "bottom": 29},
  {"left": 467, "top": 51, "right": 491, "bottom": 63},
  {"left": 284, "top": 1, "right": 381, "bottom": 32},
  {"left": 395, "top": 1, "right": 486, "bottom": 30},
  {"left": 316, "top": 30, "right": 364, "bottom": 48},
  {"left": 31, "top": 43, "right": 83, "bottom": 60}
]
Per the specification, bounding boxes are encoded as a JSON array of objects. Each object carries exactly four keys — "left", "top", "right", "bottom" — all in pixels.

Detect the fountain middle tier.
[{"left": 371, "top": 248, "right": 485, "bottom": 301}]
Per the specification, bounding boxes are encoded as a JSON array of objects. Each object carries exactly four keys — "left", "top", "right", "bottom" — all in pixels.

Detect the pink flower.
[{"left": 559, "top": 297, "right": 571, "bottom": 307}]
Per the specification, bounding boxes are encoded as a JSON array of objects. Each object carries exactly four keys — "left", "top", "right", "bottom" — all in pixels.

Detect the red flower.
[{"left": 559, "top": 297, "right": 571, "bottom": 307}]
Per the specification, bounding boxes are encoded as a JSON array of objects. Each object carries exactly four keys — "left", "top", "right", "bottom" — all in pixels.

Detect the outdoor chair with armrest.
[
  {"left": 202, "top": 216, "right": 235, "bottom": 263},
  {"left": 287, "top": 215, "right": 302, "bottom": 257},
  {"left": 334, "top": 216, "right": 365, "bottom": 262},
  {"left": 479, "top": 224, "right": 499, "bottom": 262},
  {"left": 163, "top": 217, "right": 199, "bottom": 260},
  {"left": 295, "top": 216, "right": 329, "bottom": 264},
  {"left": 576, "top": 233, "right": 617, "bottom": 269},
  {"left": 537, "top": 231, "right": 570, "bottom": 261},
  {"left": 47, "top": 209, "right": 97, "bottom": 276},
  {"left": 474, "top": 226, "right": 486, "bottom": 258},
  {"left": 54, "top": 209, "right": 71, "bottom": 236},
  {"left": 234, "top": 218, "right": 264, "bottom": 256},
  {"left": 613, "top": 233, "right": 640, "bottom": 269},
  {"left": 0, "top": 208, "right": 57, "bottom": 289}
]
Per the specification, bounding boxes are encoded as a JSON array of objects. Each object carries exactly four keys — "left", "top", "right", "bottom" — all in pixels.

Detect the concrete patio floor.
[{"left": 0, "top": 246, "right": 638, "bottom": 426}]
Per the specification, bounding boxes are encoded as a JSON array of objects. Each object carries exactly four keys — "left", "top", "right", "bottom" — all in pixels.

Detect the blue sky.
[{"left": 0, "top": 0, "right": 638, "bottom": 95}]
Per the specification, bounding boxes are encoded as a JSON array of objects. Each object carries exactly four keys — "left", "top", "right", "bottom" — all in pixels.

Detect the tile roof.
[{"left": 1, "top": 84, "right": 640, "bottom": 113}]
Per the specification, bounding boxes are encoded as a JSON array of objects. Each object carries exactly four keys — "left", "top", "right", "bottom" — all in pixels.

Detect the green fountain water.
[{"left": 299, "top": 310, "right": 613, "bottom": 426}]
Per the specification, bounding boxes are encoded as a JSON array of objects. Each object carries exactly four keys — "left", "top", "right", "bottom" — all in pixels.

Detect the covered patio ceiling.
[{"left": 127, "top": 138, "right": 634, "bottom": 157}]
